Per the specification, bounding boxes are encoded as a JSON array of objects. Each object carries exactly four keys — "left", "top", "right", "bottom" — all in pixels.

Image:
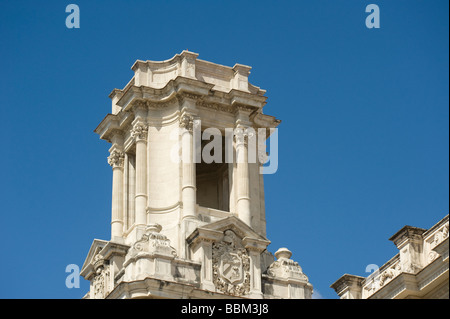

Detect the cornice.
[
  {"left": 389, "top": 225, "right": 427, "bottom": 248},
  {"left": 330, "top": 274, "right": 365, "bottom": 295},
  {"left": 251, "top": 111, "right": 281, "bottom": 129},
  {"left": 97, "top": 53, "right": 279, "bottom": 144},
  {"left": 117, "top": 76, "right": 213, "bottom": 110},
  {"left": 115, "top": 76, "right": 267, "bottom": 111},
  {"left": 131, "top": 50, "right": 199, "bottom": 71},
  {"left": 94, "top": 112, "right": 134, "bottom": 143}
]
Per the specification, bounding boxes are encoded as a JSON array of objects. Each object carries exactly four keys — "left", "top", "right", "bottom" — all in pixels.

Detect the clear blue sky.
[{"left": 0, "top": 0, "right": 448, "bottom": 299}]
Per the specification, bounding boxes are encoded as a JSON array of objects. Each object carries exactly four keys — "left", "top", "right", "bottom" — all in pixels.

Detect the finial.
[{"left": 274, "top": 248, "right": 292, "bottom": 260}]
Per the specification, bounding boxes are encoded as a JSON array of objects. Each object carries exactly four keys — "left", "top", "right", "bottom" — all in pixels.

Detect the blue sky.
[{"left": 0, "top": 0, "right": 448, "bottom": 299}]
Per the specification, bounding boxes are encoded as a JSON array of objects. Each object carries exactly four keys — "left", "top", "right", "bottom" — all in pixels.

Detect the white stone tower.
[{"left": 80, "top": 51, "right": 313, "bottom": 299}]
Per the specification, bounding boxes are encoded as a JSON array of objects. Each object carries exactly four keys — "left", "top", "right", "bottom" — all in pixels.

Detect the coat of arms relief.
[
  {"left": 92, "top": 254, "right": 110, "bottom": 299},
  {"left": 212, "top": 230, "right": 251, "bottom": 296}
]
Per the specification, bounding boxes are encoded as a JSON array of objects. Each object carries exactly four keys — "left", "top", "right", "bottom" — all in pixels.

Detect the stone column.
[
  {"left": 180, "top": 114, "right": 196, "bottom": 220},
  {"left": 235, "top": 127, "right": 251, "bottom": 227},
  {"left": 108, "top": 148, "right": 124, "bottom": 241},
  {"left": 131, "top": 121, "right": 148, "bottom": 228}
]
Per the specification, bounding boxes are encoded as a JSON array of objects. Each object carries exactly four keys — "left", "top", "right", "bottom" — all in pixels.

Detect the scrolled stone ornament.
[{"left": 131, "top": 122, "right": 148, "bottom": 141}]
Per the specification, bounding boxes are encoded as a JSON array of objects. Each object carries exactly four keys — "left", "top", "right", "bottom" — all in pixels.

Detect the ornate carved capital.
[
  {"left": 107, "top": 150, "right": 124, "bottom": 168},
  {"left": 179, "top": 114, "right": 193, "bottom": 132},
  {"left": 131, "top": 122, "right": 148, "bottom": 141},
  {"left": 180, "top": 114, "right": 199, "bottom": 133},
  {"left": 234, "top": 127, "right": 254, "bottom": 147}
]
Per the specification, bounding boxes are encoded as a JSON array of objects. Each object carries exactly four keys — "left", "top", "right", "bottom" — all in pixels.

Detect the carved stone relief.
[
  {"left": 92, "top": 254, "right": 110, "bottom": 299},
  {"left": 128, "top": 224, "right": 177, "bottom": 258},
  {"left": 266, "top": 248, "right": 308, "bottom": 281},
  {"left": 212, "top": 230, "right": 250, "bottom": 296},
  {"left": 131, "top": 122, "right": 148, "bottom": 141},
  {"left": 107, "top": 150, "right": 124, "bottom": 168}
]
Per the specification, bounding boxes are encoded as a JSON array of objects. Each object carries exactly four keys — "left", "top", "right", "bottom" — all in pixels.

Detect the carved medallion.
[
  {"left": 212, "top": 230, "right": 250, "bottom": 296},
  {"left": 220, "top": 251, "right": 243, "bottom": 284}
]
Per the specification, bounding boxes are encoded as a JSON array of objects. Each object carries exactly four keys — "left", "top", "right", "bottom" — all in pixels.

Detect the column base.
[
  {"left": 248, "top": 291, "right": 264, "bottom": 299},
  {"left": 111, "top": 236, "right": 125, "bottom": 244},
  {"left": 200, "top": 281, "right": 216, "bottom": 292},
  {"left": 180, "top": 216, "right": 199, "bottom": 259},
  {"left": 125, "top": 224, "right": 147, "bottom": 244}
]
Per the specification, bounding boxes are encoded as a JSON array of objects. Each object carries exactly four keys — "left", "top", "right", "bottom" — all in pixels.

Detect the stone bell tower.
[{"left": 80, "top": 51, "right": 313, "bottom": 299}]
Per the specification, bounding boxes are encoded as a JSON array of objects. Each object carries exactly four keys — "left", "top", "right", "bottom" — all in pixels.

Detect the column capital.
[
  {"left": 131, "top": 122, "right": 148, "bottom": 141},
  {"left": 234, "top": 126, "right": 254, "bottom": 146},
  {"left": 179, "top": 114, "right": 200, "bottom": 133},
  {"left": 179, "top": 114, "right": 193, "bottom": 132},
  {"left": 107, "top": 150, "right": 124, "bottom": 168}
]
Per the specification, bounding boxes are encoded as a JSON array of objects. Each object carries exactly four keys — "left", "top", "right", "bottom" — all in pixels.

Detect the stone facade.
[
  {"left": 331, "top": 214, "right": 449, "bottom": 299},
  {"left": 80, "top": 51, "right": 313, "bottom": 299}
]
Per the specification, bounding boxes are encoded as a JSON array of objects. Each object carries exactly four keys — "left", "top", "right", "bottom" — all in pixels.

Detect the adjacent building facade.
[
  {"left": 331, "top": 214, "right": 449, "bottom": 299},
  {"left": 80, "top": 51, "right": 313, "bottom": 299}
]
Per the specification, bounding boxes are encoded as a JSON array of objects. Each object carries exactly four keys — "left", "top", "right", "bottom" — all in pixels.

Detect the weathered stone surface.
[{"left": 80, "top": 51, "right": 312, "bottom": 299}]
